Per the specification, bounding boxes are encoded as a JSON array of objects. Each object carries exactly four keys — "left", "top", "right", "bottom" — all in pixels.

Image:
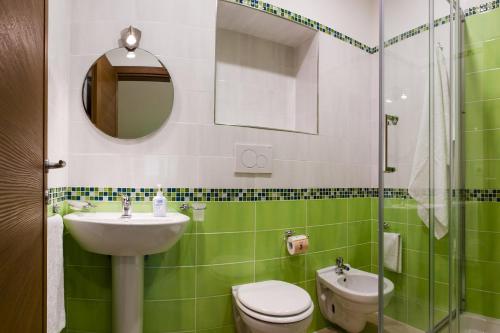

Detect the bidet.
[{"left": 316, "top": 265, "right": 394, "bottom": 333}]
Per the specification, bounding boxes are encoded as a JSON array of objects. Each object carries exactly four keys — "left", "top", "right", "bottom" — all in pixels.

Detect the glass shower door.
[{"left": 379, "top": 0, "right": 461, "bottom": 332}]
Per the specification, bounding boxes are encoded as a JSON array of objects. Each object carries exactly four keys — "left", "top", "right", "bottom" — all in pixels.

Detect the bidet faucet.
[
  {"left": 335, "top": 256, "right": 350, "bottom": 275},
  {"left": 121, "top": 195, "right": 132, "bottom": 218}
]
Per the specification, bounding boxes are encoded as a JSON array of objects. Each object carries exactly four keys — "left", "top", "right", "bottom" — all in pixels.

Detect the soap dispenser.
[{"left": 153, "top": 184, "right": 167, "bottom": 217}]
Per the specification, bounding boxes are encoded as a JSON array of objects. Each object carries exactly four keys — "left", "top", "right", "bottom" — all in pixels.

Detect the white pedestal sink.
[{"left": 64, "top": 212, "right": 190, "bottom": 333}]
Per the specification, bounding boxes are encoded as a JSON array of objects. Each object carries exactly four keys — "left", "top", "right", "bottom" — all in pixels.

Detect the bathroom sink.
[
  {"left": 64, "top": 211, "right": 190, "bottom": 332},
  {"left": 64, "top": 212, "right": 190, "bottom": 256}
]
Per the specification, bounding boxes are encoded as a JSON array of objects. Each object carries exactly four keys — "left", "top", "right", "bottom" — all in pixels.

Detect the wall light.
[
  {"left": 120, "top": 26, "right": 142, "bottom": 51},
  {"left": 400, "top": 93, "right": 408, "bottom": 100},
  {"left": 385, "top": 98, "right": 393, "bottom": 104}
]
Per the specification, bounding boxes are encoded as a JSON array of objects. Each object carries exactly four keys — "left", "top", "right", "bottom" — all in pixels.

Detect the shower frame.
[{"left": 377, "top": 0, "right": 465, "bottom": 332}]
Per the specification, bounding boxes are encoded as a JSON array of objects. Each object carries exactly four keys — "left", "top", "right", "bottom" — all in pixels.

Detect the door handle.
[
  {"left": 44, "top": 159, "right": 66, "bottom": 173},
  {"left": 384, "top": 115, "right": 398, "bottom": 173}
]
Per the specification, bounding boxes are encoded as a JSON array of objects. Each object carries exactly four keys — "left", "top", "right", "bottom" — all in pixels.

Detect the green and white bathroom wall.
[
  {"left": 46, "top": 0, "right": 500, "bottom": 332},
  {"left": 57, "top": 193, "right": 373, "bottom": 332},
  {"left": 463, "top": 5, "right": 500, "bottom": 319}
]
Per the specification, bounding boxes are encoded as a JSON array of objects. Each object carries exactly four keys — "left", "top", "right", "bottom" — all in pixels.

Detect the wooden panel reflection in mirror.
[{"left": 82, "top": 48, "right": 174, "bottom": 139}]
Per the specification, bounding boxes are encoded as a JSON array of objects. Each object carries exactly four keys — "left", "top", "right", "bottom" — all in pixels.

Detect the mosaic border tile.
[
  {"left": 65, "top": 187, "right": 377, "bottom": 202},
  {"left": 48, "top": 187, "right": 67, "bottom": 206},
  {"left": 378, "top": 0, "right": 499, "bottom": 51},
  {"left": 223, "top": 0, "right": 500, "bottom": 55},
  {"left": 223, "top": 0, "right": 374, "bottom": 54},
  {"left": 464, "top": 189, "right": 500, "bottom": 202},
  {"left": 463, "top": 0, "right": 500, "bottom": 17},
  {"left": 48, "top": 187, "right": 498, "bottom": 203}
]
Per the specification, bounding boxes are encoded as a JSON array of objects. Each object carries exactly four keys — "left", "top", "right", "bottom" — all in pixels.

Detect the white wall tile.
[{"left": 48, "top": 0, "right": 379, "bottom": 189}]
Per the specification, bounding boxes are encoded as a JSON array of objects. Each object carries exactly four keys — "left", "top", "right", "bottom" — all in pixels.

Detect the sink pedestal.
[{"left": 112, "top": 256, "right": 144, "bottom": 333}]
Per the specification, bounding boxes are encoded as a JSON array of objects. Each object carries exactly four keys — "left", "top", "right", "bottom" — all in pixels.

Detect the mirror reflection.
[{"left": 82, "top": 48, "right": 174, "bottom": 139}]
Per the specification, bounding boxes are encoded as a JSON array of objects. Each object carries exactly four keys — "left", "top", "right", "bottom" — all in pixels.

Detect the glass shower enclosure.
[{"left": 378, "top": 0, "right": 499, "bottom": 332}]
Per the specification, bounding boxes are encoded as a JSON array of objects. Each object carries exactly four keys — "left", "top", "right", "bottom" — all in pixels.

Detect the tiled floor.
[{"left": 316, "top": 314, "right": 423, "bottom": 333}]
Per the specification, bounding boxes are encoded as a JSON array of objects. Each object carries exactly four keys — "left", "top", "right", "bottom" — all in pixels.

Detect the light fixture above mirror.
[{"left": 120, "top": 25, "right": 142, "bottom": 58}]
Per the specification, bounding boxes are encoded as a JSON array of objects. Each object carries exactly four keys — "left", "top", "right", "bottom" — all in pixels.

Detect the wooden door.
[
  {"left": 92, "top": 55, "right": 118, "bottom": 136},
  {"left": 0, "top": 0, "right": 47, "bottom": 332}
]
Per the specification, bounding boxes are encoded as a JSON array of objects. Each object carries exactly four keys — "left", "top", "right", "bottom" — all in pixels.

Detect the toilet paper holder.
[{"left": 283, "top": 229, "right": 309, "bottom": 241}]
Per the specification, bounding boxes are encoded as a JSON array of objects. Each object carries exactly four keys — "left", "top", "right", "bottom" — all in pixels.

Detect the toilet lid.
[{"left": 237, "top": 280, "right": 312, "bottom": 317}]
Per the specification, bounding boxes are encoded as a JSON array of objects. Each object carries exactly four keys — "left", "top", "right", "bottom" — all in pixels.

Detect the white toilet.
[
  {"left": 232, "top": 280, "right": 314, "bottom": 333},
  {"left": 316, "top": 265, "right": 394, "bottom": 333}
]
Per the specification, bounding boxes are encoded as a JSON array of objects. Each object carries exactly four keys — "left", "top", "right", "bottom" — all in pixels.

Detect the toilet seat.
[{"left": 234, "top": 281, "right": 314, "bottom": 324}]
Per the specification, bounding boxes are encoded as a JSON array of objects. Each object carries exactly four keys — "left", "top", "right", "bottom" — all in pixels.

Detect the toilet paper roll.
[{"left": 287, "top": 235, "right": 309, "bottom": 255}]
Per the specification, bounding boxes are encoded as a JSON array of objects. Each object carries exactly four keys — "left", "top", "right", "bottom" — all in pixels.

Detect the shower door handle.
[{"left": 384, "top": 114, "right": 398, "bottom": 173}]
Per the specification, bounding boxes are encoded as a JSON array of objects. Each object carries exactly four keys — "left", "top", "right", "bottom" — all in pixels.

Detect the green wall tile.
[
  {"left": 385, "top": 269, "right": 407, "bottom": 298},
  {"left": 197, "top": 262, "right": 254, "bottom": 297},
  {"left": 434, "top": 281, "right": 449, "bottom": 311},
  {"left": 407, "top": 276, "right": 428, "bottom": 304},
  {"left": 465, "top": 130, "right": 500, "bottom": 160},
  {"left": 465, "top": 201, "right": 500, "bottom": 232},
  {"left": 466, "top": 230, "right": 500, "bottom": 262},
  {"left": 307, "top": 223, "right": 347, "bottom": 252},
  {"left": 466, "top": 288, "right": 500, "bottom": 319},
  {"left": 307, "top": 199, "right": 348, "bottom": 225},
  {"left": 407, "top": 224, "right": 428, "bottom": 253},
  {"left": 466, "top": 260, "right": 500, "bottom": 293},
  {"left": 435, "top": 254, "right": 450, "bottom": 283},
  {"left": 348, "top": 198, "right": 371, "bottom": 222},
  {"left": 348, "top": 220, "right": 371, "bottom": 245},
  {"left": 407, "top": 300, "right": 429, "bottom": 331},
  {"left": 197, "top": 232, "right": 254, "bottom": 265},
  {"left": 348, "top": 243, "right": 371, "bottom": 268},
  {"left": 256, "top": 201, "right": 306, "bottom": 230},
  {"left": 466, "top": 160, "right": 500, "bottom": 189},
  {"left": 255, "top": 227, "right": 306, "bottom": 260},
  {"left": 464, "top": 8, "right": 500, "bottom": 44},
  {"left": 464, "top": 38, "right": 500, "bottom": 74},
  {"left": 196, "top": 295, "right": 234, "bottom": 330},
  {"left": 407, "top": 250, "right": 428, "bottom": 279},
  {"left": 197, "top": 202, "right": 255, "bottom": 233},
  {"left": 65, "top": 299, "right": 111, "bottom": 332},
  {"left": 407, "top": 200, "right": 422, "bottom": 225},
  {"left": 305, "top": 248, "right": 348, "bottom": 279},
  {"left": 384, "top": 198, "right": 407, "bottom": 223},
  {"left": 63, "top": 232, "right": 110, "bottom": 267},
  {"left": 385, "top": 296, "right": 409, "bottom": 325},
  {"left": 65, "top": 266, "right": 111, "bottom": 300},
  {"left": 144, "top": 267, "right": 196, "bottom": 300},
  {"left": 146, "top": 233, "right": 196, "bottom": 267},
  {"left": 255, "top": 256, "right": 306, "bottom": 283},
  {"left": 465, "top": 100, "right": 500, "bottom": 131},
  {"left": 371, "top": 198, "right": 378, "bottom": 219},
  {"left": 144, "top": 299, "right": 195, "bottom": 332},
  {"left": 465, "top": 69, "right": 500, "bottom": 102}
]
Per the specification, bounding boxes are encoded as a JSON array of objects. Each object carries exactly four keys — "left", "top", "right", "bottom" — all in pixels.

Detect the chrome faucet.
[
  {"left": 335, "top": 256, "right": 350, "bottom": 275},
  {"left": 121, "top": 195, "right": 132, "bottom": 218}
]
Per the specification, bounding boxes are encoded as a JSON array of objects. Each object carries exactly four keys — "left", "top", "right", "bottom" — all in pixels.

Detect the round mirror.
[{"left": 82, "top": 48, "right": 174, "bottom": 139}]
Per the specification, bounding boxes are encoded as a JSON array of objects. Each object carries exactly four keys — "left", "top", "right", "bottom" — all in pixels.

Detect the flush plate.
[{"left": 235, "top": 144, "right": 273, "bottom": 174}]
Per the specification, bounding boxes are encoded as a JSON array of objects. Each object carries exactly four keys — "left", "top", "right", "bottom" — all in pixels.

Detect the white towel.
[
  {"left": 47, "top": 214, "right": 66, "bottom": 333},
  {"left": 408, "top": 46, "right": 450, "bottom": 240},
  {"left": 384, "top": 232, "right": 402, "bottom": 273}
]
